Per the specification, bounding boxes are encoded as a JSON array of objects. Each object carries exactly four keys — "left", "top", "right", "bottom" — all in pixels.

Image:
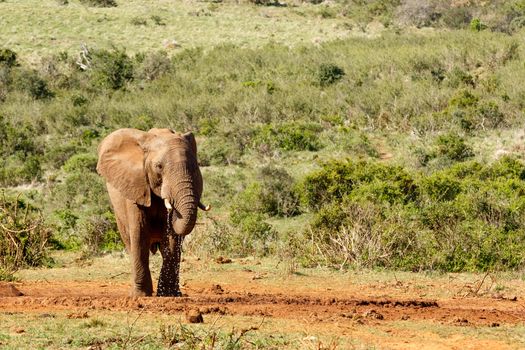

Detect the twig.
[
  {"left": 109, "top": 271, "right": 129, "bottom": 279},
  {"left": 122, "top": 309, "right": 145, "bottom": 349},
  {"left": 473, "top": 272, "right": 491, "bottom": 295}
]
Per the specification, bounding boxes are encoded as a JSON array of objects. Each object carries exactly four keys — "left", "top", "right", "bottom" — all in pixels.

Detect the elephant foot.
[
  {"left": 130, "top": 288, "right": 152, "bottom": 297},
  {"left": 156, "top": 288, "right": 182, "bottom": 297}
]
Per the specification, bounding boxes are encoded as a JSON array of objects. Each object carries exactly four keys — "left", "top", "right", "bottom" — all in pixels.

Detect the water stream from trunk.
[{"left": 162, "top": 208, "right": 184, "bottom": 296}]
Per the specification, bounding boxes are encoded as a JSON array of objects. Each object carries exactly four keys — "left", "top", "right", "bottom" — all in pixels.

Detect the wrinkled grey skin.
[{"left": 97, "top": 128, "right": 206, "bottom": 297}]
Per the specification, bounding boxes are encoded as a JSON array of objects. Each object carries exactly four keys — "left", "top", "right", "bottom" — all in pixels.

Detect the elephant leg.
[
  {"left": 157, "top": 234, "right": 183, "bottom": 297},
  {"left": 127, "top": 205, "right": 153, "bottom": 297},
  {"left": 129, "top": 231, "right": 153, "bottom": 297},
  {"left": 107, "top": 184, "right": 152, "bottom": 296}
]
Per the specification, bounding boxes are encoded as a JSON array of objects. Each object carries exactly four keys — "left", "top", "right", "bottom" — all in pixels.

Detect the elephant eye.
[{"left": 155, "top": 163, "right": 163, "bottom": 172}]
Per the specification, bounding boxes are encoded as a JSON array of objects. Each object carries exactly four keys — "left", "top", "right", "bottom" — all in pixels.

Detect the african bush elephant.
[{"left": 97, "top": 128, "right": 209, "bottom": 297}]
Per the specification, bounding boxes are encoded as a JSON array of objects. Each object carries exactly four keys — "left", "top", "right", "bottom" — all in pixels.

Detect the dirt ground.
[{"left": 1, "top": 255, "right": 525, "bottom": 349}]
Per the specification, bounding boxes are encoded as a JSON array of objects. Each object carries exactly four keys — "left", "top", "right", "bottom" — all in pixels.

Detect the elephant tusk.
[
  {"left": 164, "top": 198, "right": 173, "bottom": 210},
  {"left": 198, "top": 202, "right": 211, "bottom": 211}
]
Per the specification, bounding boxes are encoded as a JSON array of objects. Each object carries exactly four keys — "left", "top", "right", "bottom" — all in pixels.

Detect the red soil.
[{"left": 1, "top": 280, "right": 523, "bottom": 327}]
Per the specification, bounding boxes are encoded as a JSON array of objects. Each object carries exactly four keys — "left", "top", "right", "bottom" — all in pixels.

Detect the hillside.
[{"left": 2, "top": 0, "right": 525, "bottom": 276}]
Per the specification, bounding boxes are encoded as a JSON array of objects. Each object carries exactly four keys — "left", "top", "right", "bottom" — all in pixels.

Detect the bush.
[
  {"left": 420, "top": 172, "right": 461, "bottom": 202},
  {"left": 317, "top": 63, "right": 345, "bottom": 86},
  {"left": 12, "top": 69, "right": 54, "bottom": 99},
  {"left": 434, "top": 133, "right": 473, "bottom": 162},
  {"left": 0, "top": 193, "right": 51, "bottom": 276},
  {"left": 62, "top": 153, "right": 98, "bottom": 173},
  {"left": 135, "top": 51, "right": 172, "bottom": 81},
  {"left": 89, "top": 48, "right": 133, "bottom": 90},
  {"left": 49, "top": 164, "right": 115, "bottom": 253},
  {"left": 231, "top": 166, "right": 299, "bottom": 217},
  {"left": 253, "top": 123, "right": 323, "bottom": 153},
  {"left": 226, "top": 166, "right": 299, "bottom": 256},
  {"left": 79, "top": 0, "right": 117, "bottom": 7},
  {"left": 130, "top": 16, "right": 147, "bottom": 26},
  {"left": 78, "top": 212, "right": 122, "bottom": 255},
  {"left": 0, "top": 117, "right": 43, "bottom": 185},
  {"left": 299, "top": 157, "right": 525, "bottom": 271},
  {"left": 199, "top": 136, "right": 243, "bottom": 166},
  {"left": 298, "top": 160, "right": 417, "bottom": 211},
  {"left": 470, "top": 18, "right": 487, "bottom": 32},
  {"left": 0, "top": 48, "right": 17, "bottom": 67}
]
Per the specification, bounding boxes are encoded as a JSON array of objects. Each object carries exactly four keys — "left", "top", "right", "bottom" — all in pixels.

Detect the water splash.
[{"left": 157, "top": 208, "right": 184, "bottom": 296}]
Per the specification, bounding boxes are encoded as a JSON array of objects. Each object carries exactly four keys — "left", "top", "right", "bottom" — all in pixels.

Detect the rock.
[
  {"left": 215, "top": 256, "right": 232, "bottom": 264},
  {"left": 185, "top": 309, "right": 204, "bottom": 323},
  {"left": 210, "top": 284, "right": 224, "bottom": 294},
  {"left": 363, "top": 309, "right": 384, "bottom": 320}
]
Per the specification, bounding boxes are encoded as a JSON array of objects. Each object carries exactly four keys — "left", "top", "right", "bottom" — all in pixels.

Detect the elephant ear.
[
  {"left": 97, "top": 128, "right": 151, "bottom": 206},
  {"left": 182, "top": 132, "right": 197, "bottom": 156}
]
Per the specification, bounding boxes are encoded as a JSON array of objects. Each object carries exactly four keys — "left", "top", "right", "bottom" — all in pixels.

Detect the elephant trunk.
[
  {"left": 163, "top": 162, "right": 199, "bottom": 236},
  {"left": 173, "top": 198, "right": 198, "bottom": 236}
]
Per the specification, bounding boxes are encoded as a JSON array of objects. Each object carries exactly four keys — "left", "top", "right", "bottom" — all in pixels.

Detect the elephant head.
[{"left": 97, "top": 128, "right": 208, "bottom": 236}]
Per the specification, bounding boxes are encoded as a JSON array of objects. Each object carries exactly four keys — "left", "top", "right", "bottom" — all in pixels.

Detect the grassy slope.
[
  {"left": 0, "top": 0, "right": 355, "bottom": 62},
  {"left": 2, "top": 1, "right": 525, "bottom": 269}
]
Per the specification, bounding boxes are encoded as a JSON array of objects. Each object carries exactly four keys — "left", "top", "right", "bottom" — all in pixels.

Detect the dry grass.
[{"left": 0, "top": 0, "right": 358, "bottom": 63}]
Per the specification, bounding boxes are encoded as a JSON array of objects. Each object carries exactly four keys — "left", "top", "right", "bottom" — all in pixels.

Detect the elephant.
[{"left": 97, "top": 128, "right": 209, "bottom": 297}]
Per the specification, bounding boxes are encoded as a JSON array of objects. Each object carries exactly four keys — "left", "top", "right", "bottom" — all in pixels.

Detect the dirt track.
[{"left": 1, "top": 281, "right": 524, "bottom": 327}]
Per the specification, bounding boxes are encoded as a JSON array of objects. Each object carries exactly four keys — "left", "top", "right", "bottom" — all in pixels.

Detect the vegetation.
[
  {"left": 1, "top": 0, "right": 525, "bottom": 274},
  {"left": 296, "top": 157, "right": 525, "bottom": 271},
  {"left": 0, "top": 193, "right": 51, "bottom": 280}
]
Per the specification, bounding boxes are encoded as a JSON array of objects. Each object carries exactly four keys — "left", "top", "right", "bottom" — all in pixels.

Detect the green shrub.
[
  {"left": 130, "top": 16, "right": 147, "bottom": 26},
  {"left": 476, "top": 101, "right": 504, "bottom": 129},
  {"left": 199, "top": 136, "right": 243, "bottom": 166},
  {"left": 79, "top": 0, "right": 117, "bottom": 7},
  {"left": 420, "top": 172, "right": 461, "bottom": 202},
  {"left": 446, "top": 68, "right": 475, "bottom": 88},
  {"left": 300, "top": 158, "right": 525, "bottom": 271},
  {"left": 253, "top": 123, "right": 323, "bottom": 153},
  {"left": 230, "top": 212, "right": 276, "bottom": 256},
  {"left": 298, "top": 160, "right": 417, "bottom": 211},
  {"left": 449, "top": 89, "right": 478, "bottom": 107},
  {"left": 0, "top": 156, "right": 43, "bottom": 186},
  {"left": 0, "top": 48, "right": 17, "bottom": 67},
  {"left": 0, "top": 117, "right": 43, "bottom": 185},
  {"left": 227, "top": 166, "right": 299, "bottom": 256},
  {"left": 231, "top": 166, "right": 299, "bottom": 217},
  {"left": 470, "top": 18, "right": 487, "bottom": 32},
  {"left": 150, "top": 15, "right": 166, "bottom": 26},
  {"left": 12, "top": 69, "right": 54, "bottom": 99},
  {"left": 135, "top": 51, "right": 171, "bottom": 81},
  {"left": 48, "top": 167, "right": 114, "bottom": 253},
  {"left": 62, "top": 153, "right": 98, "bottom": 173},
  {"left": 317, "top": 63, "right": 345, "bottom": 86},
  {"left": 435, "top": 133, "right": 473, "bottom": 161},
  {"left": 89, "top": 48, "right": 133, "bottom": 90},
  {"left": 78, "top": 212, "right": 122, "bottom": 255}
]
